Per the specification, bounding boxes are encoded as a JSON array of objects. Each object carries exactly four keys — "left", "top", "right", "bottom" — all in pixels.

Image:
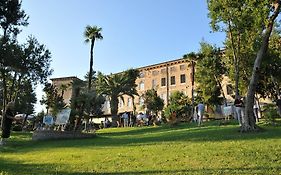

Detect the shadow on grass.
[
  {"left": 0, "top": 157, "right": 280, "bottom": 175},
  {"left": 1, "top": 121, "right": 281, "bottom": 153},
  {"left": 0, "top": 157, "right": 56, "bottom": 175}
]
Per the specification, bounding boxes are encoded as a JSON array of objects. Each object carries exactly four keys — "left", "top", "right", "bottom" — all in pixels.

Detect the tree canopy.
[
  {"left": 0, "top": 0, "right": 52, "bottom": 114},
  {"left": 207, "top": 0, "right": 281, "bottom": 132},
  {"left": 96, "top": 69, "right": 139, "bottom": 126}
]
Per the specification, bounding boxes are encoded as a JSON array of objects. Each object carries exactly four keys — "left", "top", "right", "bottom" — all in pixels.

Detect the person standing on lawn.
[
  {"left": 234, "top": 96, "right": 244, "bottom": 126},
  {"left": 1, "top": 102, "right": 16, "bottom": 146},
  {"left": 197, "top": 103, "right": 205, "bottom": 126}
]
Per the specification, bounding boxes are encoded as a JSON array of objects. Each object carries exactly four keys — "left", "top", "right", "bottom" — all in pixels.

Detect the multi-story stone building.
[
  {"left": 50, "top": 76, "right": 80, "bottom": 105},
  {"left": 107, "top": 58, "right": 193, "bottom": 115},
  {"left": 51, "top": 58, "right": 234, "bottom": 116}
]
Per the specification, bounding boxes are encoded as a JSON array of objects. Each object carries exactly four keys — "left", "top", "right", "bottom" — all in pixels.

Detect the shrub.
[{"left": 263, "top": 104, "right": 279, "bottom": 125}]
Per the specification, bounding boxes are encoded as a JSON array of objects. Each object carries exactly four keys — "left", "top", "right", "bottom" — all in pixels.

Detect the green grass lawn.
[{"left": 1, "top": 120, "right": 281, "bottom": 175}]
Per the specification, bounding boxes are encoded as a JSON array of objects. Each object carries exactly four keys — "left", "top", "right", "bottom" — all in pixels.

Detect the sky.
[{"left": 17, "top": 0, "right": 225, "bottom": 113}]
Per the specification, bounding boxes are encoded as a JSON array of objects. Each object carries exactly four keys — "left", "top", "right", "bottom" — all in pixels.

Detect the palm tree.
[
  {"left": 96, "top": 69, "right": 139, "bottom": 126},
  {"left": 69, "top": 78, "right": 105, "bottom": 131},
  {"left": 84, "top": 25, "right": 103, "bottom": 91},
  {"left": 183, "top": 52, "right": 198, "bottom": 118}
]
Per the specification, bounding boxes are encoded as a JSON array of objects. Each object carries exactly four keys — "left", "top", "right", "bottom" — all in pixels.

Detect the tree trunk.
[
  {"left": 243, "top": 2, "right": 280, "bottom": 132},
  {"left": 1, "top": 69, "right": 7, "bottom": 112},
  {"left": 214, "top": 75, "right": 227, "bottom": 106},
  {"left": 9, "top": 72, "right": 18, "bottom": 102},
  {"left": 88, "top": 38, "right": 95, "bottom": 91},
  {"left": 110, "top": 96, "right": 119, "bottom": 127},
  {"left": 228, "top": 21, "right": 240, "bottom": 98},
  {"left": 190, "top": 61, "right": 195, "bottom": 119}
]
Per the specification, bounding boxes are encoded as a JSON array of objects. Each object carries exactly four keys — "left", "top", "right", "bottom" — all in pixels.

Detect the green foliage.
[
  {"left": 207, "top": 0, "right": 273, "bottom": 96},
  {"left": 84, "top": 25, "right": 103, "bottom": 43},
  {"left": 41, "top": 83, "right": 65, "bottom": 115},
  {"left": 21, "top": 36, "right": 53, "bottom": 84},
  {"left": 0, "top": 0, "right": 29, "bottom": 37},
  {"left": 263, "top": 104, "right": 279, "bottom": 125},
  {"left": 0, "top": 1, "right": 52, "bottom": 113},
  {"left": 16, "top": 80, "right": 36, "bottom": 114},
  {"left": 71, "top": 90, "right": 105, "bottom": 118},
  {"left": 207, "top": 0, "right": 270, "bottom": 33},
  {"left": 195, "top": 42, "right": 225, "bottom": 106},
  {"left": 84, "top": 25, "right": 103, "bottom": 91},
  {"left": 36, "top": 110, "right": 45, "bottom": 123},
  {"left": 257, "top": 31, "right": 281, "bottom": 100},
  {"left": 142, "top": 89, "right": 164, "bottom": 115},
  {"left": 164, "top": 91, "right": 191, "bottom": 120},
  {"left": 96, "top": 69, "right": 139, "bottom": 117}
]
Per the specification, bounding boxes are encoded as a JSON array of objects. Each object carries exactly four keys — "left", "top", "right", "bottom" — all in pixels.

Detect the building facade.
[
  {"left": 51, "top": 59, "right": 235, "bottom": 116},
  {"left": 103, "top": 58, "right": 194, "bottom": 115},
  {"left": 50, "top": 76, "right": 80, "bottom": 106}
]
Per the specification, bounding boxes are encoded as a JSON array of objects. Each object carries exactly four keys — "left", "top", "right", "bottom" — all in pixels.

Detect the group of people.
[
  {"left": 234, "top": 96, "right": 261, "bottom": 126},
  {"left": 112, "top": 112, "right": 162, "bottom": 128},
  {"left": 193, "top": 96, "right": 261, "bottom": 126}
]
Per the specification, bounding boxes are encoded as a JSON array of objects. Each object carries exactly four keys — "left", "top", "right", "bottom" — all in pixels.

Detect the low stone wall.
[{"left": 32, "top": 130, "right": 96, "bottom": 141}]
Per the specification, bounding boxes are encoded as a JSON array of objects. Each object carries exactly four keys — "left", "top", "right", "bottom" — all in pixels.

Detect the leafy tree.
[
  {"left": 208, "top": 0, "right": 281, "bottom": 132},
  {"left": 207, "top": 0, "right": 267, "bottom": 98},
  {"left": 0, "top": 38, "right": 21, "bottom": 109},
  {"left": 16, "top": 79, "right": 37, "bottom": 115},
  {"left": 142, "top": 89, "right": 164, "bottom": 115},
  {"left": 69, "top": 78, "right": 85, "bottom": 129},
  {"left": 0, "top": 1, "right": 52, "bottom": 114},
  {"left": 84, "top": 25, "right": 103, "bottom": 91},
  {"left": 96, "top": 69, "right": 139, "bottom": 126},
  {"left": 0, "top": 0, "right": 28, "bottom": 110},
  {"left": 195, "top": 42, "right": 226, "bottom": 107},
  {"left": 16, "top": 79, "right": 37, "bottom": 129},
  {"left": 11, "top": 37, "right": 52, "bottom": 100},
  {"left": 41, "top": 83, "right": 65, "bottom": 116},
  {"left": 257, "top": 31, "right": 281, "bottom": 101},
  {"left": 69, "top": 76, "right": 105, "bottom": 131},
  {"left": 244, "top": 1, "right": 280, "bottom": 132},
  {"left": 164, "top": 91, "right": 192, "bottom": 121},
  {"left": 71, "top": 90, "right": 105, "bottom": 131},
  {"left": 0, "top": 36, "right": 52, "bottom": 113},
  {"left": 0, "top": 0, "right": 28, "bottom": 39}
]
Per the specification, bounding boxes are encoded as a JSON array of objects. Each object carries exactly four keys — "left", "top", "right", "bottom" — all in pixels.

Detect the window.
[
  {"left": 180, "top": 74, "right": 186, "bottom": 83},
  {"left": 170, "top": 66, "right": 176, "bottom": 72},
  {"left": 170, "top": 76, "right": 176, "bottom": 85},
  {"left": 139, "top": 81, "right": 145, "bottom": 90},
  {"left": 139, "top": 72, "right": 145, "bottom": 78},
  {"left": 161, "top": 78, "right": 166, "bottom": 87},
  {"left": 103, "top": 99, "right": 110, "bottom": 108},
  {"left": 118, "top": 99, "right": 123, "bottom": 108},
  {"left": 127, "top": 98, "right": 132, "bottom": 107},
  {"left": 161, "top": 68, "right": 166, "bottom": 74},
  {"left": 160, "top": 94, "right": 167, "bottom": 102},
  {"left": 152, "top": 79, "right": 157, "bottom": 88},
  {"left": 139, "top": 97, "right": 144, "bottom": 106},
  {"left": 152, "top": 70, "right": 158, "bottom": 76},
  {"left": 180, "top": 64, "right": 186, "bottom": 70}
]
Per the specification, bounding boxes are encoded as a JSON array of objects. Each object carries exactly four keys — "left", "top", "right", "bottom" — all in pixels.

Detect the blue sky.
[{"left": 18, "top": 0, "right": 225, "bottom": 112}]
